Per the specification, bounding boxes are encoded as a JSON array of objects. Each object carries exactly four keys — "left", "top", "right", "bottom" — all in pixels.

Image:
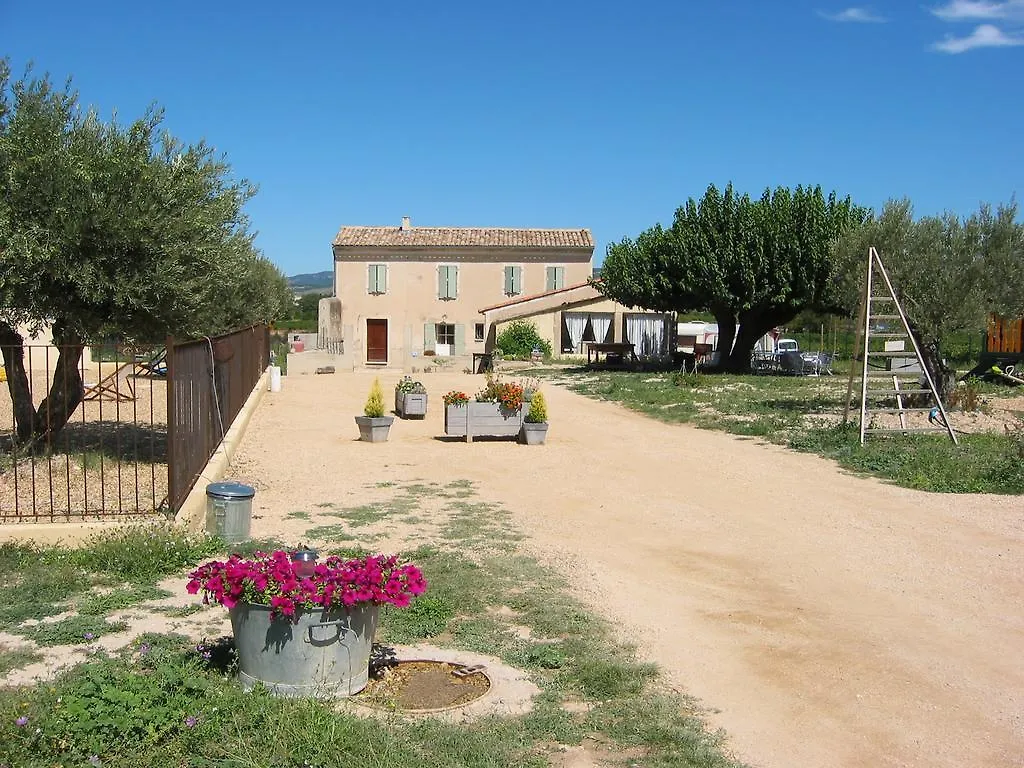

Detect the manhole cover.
[{"left": 357, "top": 660, "right": 491, "bottom": 712}]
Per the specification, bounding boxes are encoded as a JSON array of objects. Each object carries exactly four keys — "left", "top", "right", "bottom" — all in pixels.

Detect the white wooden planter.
[
  {"left": 444, "top": 402, "right": 524, "bottom": 442},
  {"left": 396, "top": 393, "right": 428, "bottom": 419}
]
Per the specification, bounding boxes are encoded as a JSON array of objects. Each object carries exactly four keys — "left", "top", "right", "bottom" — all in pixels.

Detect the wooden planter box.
[
  {"left": 396, "top": 392, "right": 427, "bottom": 419},
  {"left": 444, "top": 402, "right": 524, "bottom": 442}
]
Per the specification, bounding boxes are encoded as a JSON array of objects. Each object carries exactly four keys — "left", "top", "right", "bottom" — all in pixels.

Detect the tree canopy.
[
  {"left": 834, "top": 198, "right": 1024, "bottom": 397},
  {"left": 598, "top": 183, "right": 866, "bottom": 371},
  {"left": 0, "top": 62, "right": 292, "bottom": 442}
]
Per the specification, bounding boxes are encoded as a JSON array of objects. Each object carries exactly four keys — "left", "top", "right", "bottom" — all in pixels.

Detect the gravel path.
[{"left": 230, "top": 366, "right": 1024, "bottom": 768}]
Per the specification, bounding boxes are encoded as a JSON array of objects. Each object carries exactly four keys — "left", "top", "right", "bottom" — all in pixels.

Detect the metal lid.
[
  {"left": 291, "top": 548, "right": 318, "bottom": 562},
  {"left": 206, "top": 481, "right": 256, "bottom": 499}
]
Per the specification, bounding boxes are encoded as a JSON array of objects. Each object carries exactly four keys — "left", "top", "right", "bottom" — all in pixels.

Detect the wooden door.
[{"left": 366, "top": 319, "right": 388, "bottom": 363}]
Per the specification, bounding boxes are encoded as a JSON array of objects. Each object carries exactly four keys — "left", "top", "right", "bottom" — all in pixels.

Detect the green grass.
[
  {"left": 557, "top": 369, "right": 1024, "bottom": 494},
  {"left": 0, "top": 483, "right": 744, "bottom": 768},
  {"left": 15, "top": 615, "right": 129, "bottom": 646},
  {"left": 0, "top": 646, "right": 43, "bottom": 676}
]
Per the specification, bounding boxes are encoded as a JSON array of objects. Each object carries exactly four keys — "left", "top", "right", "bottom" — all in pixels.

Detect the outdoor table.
[{"left": 586, "top": 342, "right": 638, "bottom": 368}]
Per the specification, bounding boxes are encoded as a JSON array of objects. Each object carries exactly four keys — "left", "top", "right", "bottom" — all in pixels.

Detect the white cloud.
[
  {"left": 931, "top": 0, "right": 1024, "bottom": 21},
  {"left": 819, "top": 7, "right": 887, "bottom": 22},
  {"left": 931, "top": 22, "right": 1024, "bottom": 51}
]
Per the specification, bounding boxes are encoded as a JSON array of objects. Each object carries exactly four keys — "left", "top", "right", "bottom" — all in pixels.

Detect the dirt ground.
[{"left": 224, "top": 364, "right": 1023, "bottom": 768}]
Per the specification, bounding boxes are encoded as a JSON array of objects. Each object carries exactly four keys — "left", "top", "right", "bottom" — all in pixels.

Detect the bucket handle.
[{"left": 305, "top": 619, "right": 352, "bottom": 646}]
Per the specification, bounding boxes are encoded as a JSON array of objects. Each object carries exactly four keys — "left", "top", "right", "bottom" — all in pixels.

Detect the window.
[
  {"left": 503, "top": 265, "right": 523, "bottom": 296},
  {"left": 367, "top": 264, "right": 387, "bottom": 294},
  {"left": 437, "top": 265, "right": 458, "bottom": 299},
  {"left": 545, "top": 266, "right": 565, "bottom": 291},
  {"left": 436, "top": 323, "right": 456, "bottom": 346},
  {"left": 474, "top": 323, "right": 485, "bottom": 342}
]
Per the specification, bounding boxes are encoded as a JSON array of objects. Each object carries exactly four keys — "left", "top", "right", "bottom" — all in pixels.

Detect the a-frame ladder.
[{"left": 843, "top": 247, "right": 957, "bottom": 445}]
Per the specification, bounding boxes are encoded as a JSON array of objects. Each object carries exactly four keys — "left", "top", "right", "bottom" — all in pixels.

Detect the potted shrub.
[
  {"left": 520, "top": 389, "right": 549, "bottom": 445},
  {"left": 187, "top": 549, "right": 426, "bottom": 697},
  {"left": 355, "top": 378, "right": 393, "bottom": 442},
  {"left": 394, "top": 376, "right": 428, "bottom": 418}
]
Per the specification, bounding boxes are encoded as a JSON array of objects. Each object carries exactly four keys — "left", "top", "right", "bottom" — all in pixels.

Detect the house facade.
[
  {"left": 327, "top": 218, "right": 594, "bottom": 368},
  {"left": 481, "top": 283, "right": 674, "bottom": 359}
]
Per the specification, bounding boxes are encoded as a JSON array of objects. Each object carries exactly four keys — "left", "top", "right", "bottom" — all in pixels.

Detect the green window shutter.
[
  {"left": 437, "top": 266, "right": 445, "bottom": 298},
  {"left": 504, "top": 266, "right": 514, "bottom": 295},
  {"left": 368, "top": 265, "right": 386, "bottom": 294},
  {"left": 379, "top": 264, "right": 387, "bottom": 294},
  {"left": 545, "top": 266, "right": 565, "bottom": 291},
  {"left": 367, "top": 265, "right": 375, "bottom": 294},
  {"left": 424, "top": 323, "right": 436, "bottom": 353},
  {"left": 438, "top": 265, "right": 457, "bottom": 299},
  {"left": 449, "top": 266, "right": 458, "bottom": 298},
  {"left": 512, "top": 265, "right": 522, "bottom": 294},
  {"left": 454, "top": 324, "right": 466, "bottom": 355}
]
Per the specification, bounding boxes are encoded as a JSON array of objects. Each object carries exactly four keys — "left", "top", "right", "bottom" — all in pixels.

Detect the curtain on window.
[
  {"left": 589, "top": 314, "right": 611, "bottom": 344},
  {"left": 564, "top": 313, "right": 588, "bottom": 353},
  {"left": 625, "top": 315, "right": 666, "bottom": 357}
]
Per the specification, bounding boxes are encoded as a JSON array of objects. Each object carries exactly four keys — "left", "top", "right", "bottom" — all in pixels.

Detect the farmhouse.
[{"left": 324, "top": 217, "right": 593, "bottom": 368}]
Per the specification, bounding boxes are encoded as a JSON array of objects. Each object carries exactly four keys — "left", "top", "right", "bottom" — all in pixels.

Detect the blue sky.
[{"left": 3, "top": 0, "right": 1022, "bottom": 275}]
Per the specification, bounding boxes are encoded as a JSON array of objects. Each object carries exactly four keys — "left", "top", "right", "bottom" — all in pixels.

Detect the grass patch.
[
  {"left": 0, "top": 484, "right": 743, "bottom": 768},
  {"left": 75, "top": 585, "right": 173, "bottom": 615},
  {"left": 559, "top": 369, "right": 1024, "bottom": 494},
  {"left": 0, "top": 646, "right": 43, "bottom": 676},
  {"left": 15, "top": 615, "right": 129, "bottom": 646},
  {"left": 152, "top": 603, "right": 205, "bottom": 618}
]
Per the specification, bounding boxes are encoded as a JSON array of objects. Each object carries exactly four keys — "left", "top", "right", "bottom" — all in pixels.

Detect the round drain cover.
[{"left": 357, "top": 660, "right": 490, "bottom": 712}]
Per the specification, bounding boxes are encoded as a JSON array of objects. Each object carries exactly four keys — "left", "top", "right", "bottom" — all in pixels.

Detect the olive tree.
[
  {"left": 835, "top": 199, "right": 1024, "bottom": 400},
  {"left": 0, "top": 63, "right": 290, "bottom": 444}
]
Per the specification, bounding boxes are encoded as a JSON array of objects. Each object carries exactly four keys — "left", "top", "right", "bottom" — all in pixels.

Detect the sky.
[{"left": 3, "top": 0, "right": 1022, "bottom": 276}]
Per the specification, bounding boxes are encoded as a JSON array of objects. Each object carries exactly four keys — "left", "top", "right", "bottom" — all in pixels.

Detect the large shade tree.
[
  {"left": 599, "top": 183, "right": 865, "bottom": 372},
  {"left": 834, "top": 199, "right": 1024, "bottom": 400},
  {"left": 0, "top": 63, "right": 291, "bottom": 444}
]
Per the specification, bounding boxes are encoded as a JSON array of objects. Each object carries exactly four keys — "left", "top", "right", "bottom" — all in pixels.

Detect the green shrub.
[
  {"left": 364, "top": 378, "right": 385, "bottom": 417},
  {"left": 526, "top": 390, "right": 548, "bottom": 423},
  {"left": 495, "top": 320, "right": 552, "bottom": 359}
]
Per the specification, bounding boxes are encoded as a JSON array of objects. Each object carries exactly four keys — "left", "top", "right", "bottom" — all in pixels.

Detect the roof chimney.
[{"left": 400, "top": 216, "right": 411, "bottom": 230}]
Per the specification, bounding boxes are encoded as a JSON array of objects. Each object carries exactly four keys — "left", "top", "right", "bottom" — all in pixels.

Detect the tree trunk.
[
  {"left": 720, "top": 307, "right": 800, "bottom": 373},
  {"left": 0, "top": 322, "right": 35, "bottom": 443},
  {"left": 914, "top": 332, "right": 956, "bottom": 405},
  {"left": 33, "top": 334, "right": 84, "bottom": 446},
  {"left": 710, "top": 310, "right": 737, "bottom": 372}
]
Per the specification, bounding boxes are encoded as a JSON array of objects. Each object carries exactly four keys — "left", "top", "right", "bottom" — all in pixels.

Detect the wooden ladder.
[{"left": 842, "top": 247, "right": 958, "bottom": 445}]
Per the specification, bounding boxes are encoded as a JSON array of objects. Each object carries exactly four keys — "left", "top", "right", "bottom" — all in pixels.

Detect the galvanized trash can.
[{"left": 205, "top": 481, "right": 255, "bottom": 544}]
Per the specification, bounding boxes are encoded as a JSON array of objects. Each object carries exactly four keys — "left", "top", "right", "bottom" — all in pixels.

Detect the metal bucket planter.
[
  {"left": 229, "top": 602, "right": 380, "bottom": 697},
  {"left": 520, "top": 422, "right": 548, "bottom": 445}
]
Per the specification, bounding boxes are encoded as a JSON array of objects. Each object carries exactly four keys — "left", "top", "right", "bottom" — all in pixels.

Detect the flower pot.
[
  {"left": 229, "top": 602, "right": 380, "bottom": 697},
  {"left": 397, "top": 392, "right": 428, "bottom": 419},
  {"left": 355, "top": 415, "right": 394, "bottom": 442},
  {"left": 444, "top": 402, "right": 524, "bottom": 442},
  {"left": 520, "top": 421, "right": 549, "bottom": 445}
]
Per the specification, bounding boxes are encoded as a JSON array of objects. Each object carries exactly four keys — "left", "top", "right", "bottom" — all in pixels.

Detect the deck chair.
[
  {"left": 133, "top": 347, "right": 167, "bottom": 377},
  {"left": 82, "top": 361, "right": 136, "bottom": 402}
]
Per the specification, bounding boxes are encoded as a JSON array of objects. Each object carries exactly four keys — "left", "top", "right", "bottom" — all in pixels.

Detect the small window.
[
  {"left": 503, "top": 265, "right": 523, "bottom": 296},
  {"left": 438, "top": 265, "right": 458, "bottom": 300},
  {"left": 436, "top": 323, "right": 456, "bottom": 346},
  {"left": 367, "top": 264, "right": 387, "bottom": 295},
  {"left": 545, "top": 266, "right": 565, "bottom": 291},
  {"left": 474, "top": 323, "right": 485, "bottom": 342}
]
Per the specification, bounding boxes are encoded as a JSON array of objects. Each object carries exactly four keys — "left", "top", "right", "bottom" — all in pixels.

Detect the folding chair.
[
  {"left": 133, "top": 347, "right": 167, "bottom": 377},
  {"left": 82, "top": 362, "right": 136, "bottom": 402}
]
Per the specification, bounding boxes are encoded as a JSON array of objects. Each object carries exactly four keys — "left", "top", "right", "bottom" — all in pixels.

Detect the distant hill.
[{"left": 287, "top": 270, "right": 333, "bottom": 294}]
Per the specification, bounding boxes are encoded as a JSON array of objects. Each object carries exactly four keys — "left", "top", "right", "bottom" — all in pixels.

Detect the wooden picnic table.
[{"left": 586, "top": 342, "right": 638, "bottom": 368}]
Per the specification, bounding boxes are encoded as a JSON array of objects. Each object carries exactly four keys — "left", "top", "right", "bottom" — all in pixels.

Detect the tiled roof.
[
  {"left": 479, "top": 281, "right": 600, "bottom": 313},
  {"left": 333, "top": 225, "right": 594, "bottom": 249}
]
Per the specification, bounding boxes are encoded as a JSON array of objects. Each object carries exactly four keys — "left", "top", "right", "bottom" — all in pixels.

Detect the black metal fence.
[
  {"left": 0, "top": 343, "right": 167, "bottom": 522},
  {"left": 166, "top": 325, "right": 269, "bottom": 514}
]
